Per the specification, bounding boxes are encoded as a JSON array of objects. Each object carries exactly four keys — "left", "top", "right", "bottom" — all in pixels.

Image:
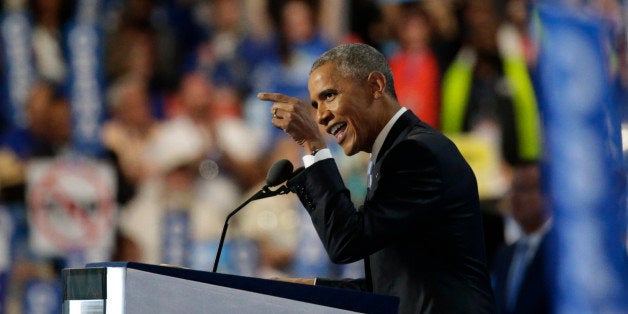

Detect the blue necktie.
[{"left": 507, "top": 239, "right": 529, "bottom": 310}]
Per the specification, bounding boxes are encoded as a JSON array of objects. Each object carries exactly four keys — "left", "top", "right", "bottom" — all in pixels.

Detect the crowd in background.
[{"left": 0, "top": 0, "right": 625, "bottom": 313}]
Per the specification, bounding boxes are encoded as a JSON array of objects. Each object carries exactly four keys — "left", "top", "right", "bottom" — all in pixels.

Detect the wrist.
[
  {"left": 304, "top": 141, "right": 326, "bottom": 155},
  {"left": 311, "top": 148, "right": 323, "bottom": 156}
]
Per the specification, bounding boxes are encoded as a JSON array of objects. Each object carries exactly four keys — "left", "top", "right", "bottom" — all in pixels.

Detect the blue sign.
[
  {"left": 161, "top": 210, "right": 192, "bottom": 268},
  {"left": 0, "top": 9, "right": 35, "bottom": 129},
  {"left": 536, "top": 2, "right": 628, "bottom": 313},
  {"left": 66, "top": 0, "right": 105, "bottom": 156},
  {"left": 292, "top": 207, "right": 336, "bottom": 277}
]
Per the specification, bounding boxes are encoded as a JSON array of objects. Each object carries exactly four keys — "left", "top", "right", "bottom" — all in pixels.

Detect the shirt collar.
[{"left": 370, "top": 107, "right": 407, "bottom": 163}]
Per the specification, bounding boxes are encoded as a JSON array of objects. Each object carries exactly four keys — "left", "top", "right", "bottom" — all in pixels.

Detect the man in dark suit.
[
  {"left": 258, "top": 43, "right": 495, "bottom": 313},
  {"left": 492, "top": 162, "right": 552, "bottom": 314}
]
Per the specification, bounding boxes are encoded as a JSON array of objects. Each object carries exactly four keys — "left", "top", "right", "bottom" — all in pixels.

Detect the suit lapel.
[
  {"left": 375, "top": 111, "right": 419, "bottom": 163},
  {"left": 514, "top": 234, "right": 549, "bottom": 312},
  {"left": 366, "top": 111, "right": 420, "bottom": 199},
  {"left": 363, "top": 111, "right": 419, "bottom": 291}
]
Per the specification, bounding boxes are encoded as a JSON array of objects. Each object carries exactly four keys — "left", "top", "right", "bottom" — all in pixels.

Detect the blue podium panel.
[{"left": 62, "top": 262, "right": 399, "bottom": 314}]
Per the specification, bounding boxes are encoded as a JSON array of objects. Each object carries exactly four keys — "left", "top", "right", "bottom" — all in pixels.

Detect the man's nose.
[{"left": 317, "top": 104, "right": 332, "bottom": 126}]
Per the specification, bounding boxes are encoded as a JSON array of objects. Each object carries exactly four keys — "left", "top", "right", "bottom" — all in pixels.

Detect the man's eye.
[{"left": 324, "top": 93, "right": 336, "bottom": 101}]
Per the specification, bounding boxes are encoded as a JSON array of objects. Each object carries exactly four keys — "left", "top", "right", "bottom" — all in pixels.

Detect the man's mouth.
[{"left": 328, "top": 122, "right": 347, "bottom": 143}]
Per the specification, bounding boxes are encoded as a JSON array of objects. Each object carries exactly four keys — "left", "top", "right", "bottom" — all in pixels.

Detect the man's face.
[{"left": 308, "top": 63, "right": 377, "bottom": 155}]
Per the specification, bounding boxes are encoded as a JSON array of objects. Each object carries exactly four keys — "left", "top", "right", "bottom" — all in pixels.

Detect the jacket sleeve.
[
  {"left": 314, "top": 278, "right": 367, "bottom": 291},
  {"left": 286, "top": 139, "right": 444, "bottom": 264}
]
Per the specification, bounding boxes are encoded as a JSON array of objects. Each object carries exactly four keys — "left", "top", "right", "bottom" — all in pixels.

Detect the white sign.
[{"left": 27, "top": 158, "right": 116, "bottom": 262}]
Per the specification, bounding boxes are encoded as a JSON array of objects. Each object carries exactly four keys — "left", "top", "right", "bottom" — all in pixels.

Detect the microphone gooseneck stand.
[{"left": 212, "top": 184, "right": 290, "bottom": 273}]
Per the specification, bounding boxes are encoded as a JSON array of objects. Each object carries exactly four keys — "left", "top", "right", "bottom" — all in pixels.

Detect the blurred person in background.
[
  {"left": 240, "top": 0, "right": 332, "bottom": 157},
  {"left": 45, "top": 93, "right": 72, "bottom": 154},
  {"left": 442, "top": 0, "right": 541, "bottom": 173},
  {"left": 0, "top": 82, "right": 68, "bottom": 202},
  {"left": 102, "top": 74, "right": 158, "bottom": 206},
  {"left": 106, "top": 27, "right": 157, "bottom": 89},
  {"left": 388, "top": 2, "right": 441, "bottom": 129},
  {"left": 343, "top": 0, "right": 385, "bottom": 49},
  {"left": 168, "top": 72, "right": 265, "bottom": 190},
  {"left": 188, "top": 0, "right": 250, "bottom": 90},
  {"left": 105, "top": 0, "right": 187, "bottom": 90},
  {"left": 104, "top": 0, "right": 193, "bottom": 120},
  {"left": 28, "top": 0, "right": 73, "bottom": 85},
  {"left": 492, "top": 161, "right": 552, "bottom": 314},
  {"left": 117, "top": 112, "right": 242, "bottom": 269},
  {"left": 439, "top": 0, "right": 542, "bottom": 264},
  {"left": 0, "top": 82, "right": 73, "bottom": 313},
  {"left": 504, "top": 0, "right": 538, "bottom": 69},
  {"left": 115, "top": 71, "right": 265, "bottom": 269},
  {"left": 105, "top": 25, "right": 170, "bottom": 120},
  {"left": 207, "top": 84, "right": 268, "bottom": 190},
  {"left": 421, "top": 0, "right": 463, "bottom": 73},
  {"left": 235, "top": 136, "right": 303, "bottom": 278}
]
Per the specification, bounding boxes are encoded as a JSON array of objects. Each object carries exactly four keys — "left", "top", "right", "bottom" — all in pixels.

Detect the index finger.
[{"left": 257, "top": 92, "right": 299, "bottom": 103}]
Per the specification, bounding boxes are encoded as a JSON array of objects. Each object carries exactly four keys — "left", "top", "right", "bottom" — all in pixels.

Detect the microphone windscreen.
[{"left": 266, "top": 159, "right": 294, "bottom": 187}]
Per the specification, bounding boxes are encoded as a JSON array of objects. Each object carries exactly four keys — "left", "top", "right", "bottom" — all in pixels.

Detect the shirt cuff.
[{"left": 302, "top": 148, "right": 332, "bottom": 167}]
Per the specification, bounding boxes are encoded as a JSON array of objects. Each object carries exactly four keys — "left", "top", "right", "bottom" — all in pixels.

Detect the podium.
[{"left": 62, "top": 262, "right": 399, "bottom": 313}]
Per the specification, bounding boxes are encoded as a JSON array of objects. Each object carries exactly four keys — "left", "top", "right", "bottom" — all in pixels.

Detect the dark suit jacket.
[
  {"left": 492, "top": 230, "right": 552, "bottom": 314},
  {"left": 287, "top": 111, "right": 495, "bottom": 313}
]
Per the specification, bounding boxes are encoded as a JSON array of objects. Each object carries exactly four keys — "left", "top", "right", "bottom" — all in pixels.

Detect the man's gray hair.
[{"left": 310, "top": 43, "right": 397, "bottom": 99}]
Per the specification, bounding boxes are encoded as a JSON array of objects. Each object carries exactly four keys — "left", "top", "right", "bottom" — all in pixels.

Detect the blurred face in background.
[
  {"left": 464, "top": 0, "right": 499, "bottom": 53},
  {"left": 210, "top": 85, "right": 241, "bottom": 119},
  {"left": 124, "top": 0, "right": 153, "bottom": 23},
  {"left": 118, "top": 80, "right": 152, "bottom": 130},
  {"left": 33, "top": 0, "right": 62, "bottom": 20},
  {"left": 47, "top": 98, "right": 72, "bottom": 146},
  {"left": 127, "top": 31, "right": 156, "bottom": 81},
  {"left": 282, "top": 0, "right": 315, "bottom": 44},
  {"left": 212, "top": 0, "right": 241, "bottom": 32},
  {"left": 180, "top": 74, "right": 213, "bottom": 124},
  {"left": 510, "top": 163, "right": 547, "bottom": 234},
  {"left": 397, "top": 6, "right": 431, "bottom": 52},
  {"left": 506, "top": 0, "right": 528, "bottom": 31},
  {"left": 26, "top": 83, "right": 55, "bottom": 136}
]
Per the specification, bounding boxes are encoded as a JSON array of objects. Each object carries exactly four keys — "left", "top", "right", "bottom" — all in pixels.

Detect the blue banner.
[
  {"left": 536, "top": 2, "right": 628, "bottom": 313},
  {"left": 292, "top": 206, "right": 336, "bottom": 277},
  {"left": 22, "top": 279, "right": 62, "bottom": 314},
  {"left": 161, "top": 210, "right": 192, "bottom": 268},
  {"left": 224, "top": 239, "right": 258, "bottom": 276},
  {"left": 66, "top": 0, "right": 105, "bottom": 156},
  {"left": 0, "top": 206, "right": 13, "bottom": 314},
  {"left": 0, "top": 9, "right": 35, "bottom": 129}
]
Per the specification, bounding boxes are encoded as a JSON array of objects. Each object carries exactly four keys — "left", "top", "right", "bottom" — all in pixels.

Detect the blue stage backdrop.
[{"left": 536, "top": 1, "right": 628, "bottom": 313}]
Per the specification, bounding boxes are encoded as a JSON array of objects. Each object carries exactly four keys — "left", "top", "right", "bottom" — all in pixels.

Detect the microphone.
[
  {"left": 266, "top": 159, "right": 294, "bottom": 187},
  {"left": 212, "top": 159, "right": 295, "bottom": 273}
]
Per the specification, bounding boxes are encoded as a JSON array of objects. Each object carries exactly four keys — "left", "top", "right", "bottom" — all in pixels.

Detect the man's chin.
[{"left": 342, "top": 145, "right": 360, "bottom": 156}]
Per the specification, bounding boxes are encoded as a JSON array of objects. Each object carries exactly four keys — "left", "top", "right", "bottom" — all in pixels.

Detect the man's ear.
[{"left": 367, "top": 71, "right": 386, "bottom": 100}]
